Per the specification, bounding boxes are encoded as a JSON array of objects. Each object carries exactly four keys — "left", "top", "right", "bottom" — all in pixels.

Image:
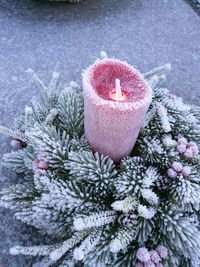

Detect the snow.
[{"left": 0, "top": 0, "right": 200, "bottom": 265}]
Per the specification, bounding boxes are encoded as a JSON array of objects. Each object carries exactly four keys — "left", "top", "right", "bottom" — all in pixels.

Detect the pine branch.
[
  {"left": 84, "top": 227, "right": 114, "bottom": 267},
  {"left": 142, "top": 104, "right": 157, "bottom": 130},
  {"left": 3, "top": 147, "right": 35, "bottom": 175},
  {"left": 50, "top": 232, "right": 88, "bottom": 262},
  {"left": 111, "top": 245, "right": 138, "bottom": 267},
  {"left": 114, "top": 157, "right": 159, "bottom": 199},
  {"left": 0, "top": 182, "right": 36, "bottom": 210},
  {"left": 111, "top": 197, "right": 139, "bottom": 213},
  {"left": 27, "top": 69, "right": 49, "bottom": 98},
  {"left": 29, "top": 125, "right": 70, "bottom": 169},
  {"left": 73, "top": 228, "right": 102, "bottom": 261},
  {"left": 159, "top": 205, "right": 200, "bottom": 260},
  {"left": 109, "top": 227, "right": 136, "bottom": 253},
  {"left": 10, "top": 244, "right": 60, "bottom": 256},
  {"left": 134, "top": 217, "right": 155, "bottom": 243},
  {"left": 156, "top": 102, "right": 171, "bottom": 133},
  {"left": 58, "top": 84, "right": 84, "bottom": 137},
  {"left": 66, "top": 151, "right": 117, "bottom": 198},
  {"left": 148, "top": 74, "right": 166, "bottom": 89},
  {"left": 31, "top": 100, "right": 49, "bottom": 123},
  {"left": 100, "top": 51, "right": 108, "bottom": 59},
  {"left": 0, "top": 125, "right": 28, "bottom": 142},
  {"left": 36, "top": 175, "right": 84, "bottom": 212},
  {"left": 168, "top": 173, "right": 200, "bottom": 206},
  {"left": 73, "top": 211, "right": 117, "bottom": 231},
  {"left": 143, "top": 64, "right": 171, "bottom": 79},
  {"left": 49, "top": 71, "right": 60, "bottom": 92}
]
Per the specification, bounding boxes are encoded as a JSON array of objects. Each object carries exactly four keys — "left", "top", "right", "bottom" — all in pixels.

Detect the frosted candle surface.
[
  {"left": 83, "top": 58, "right": 152, "bottom": 162},
  {"left": 92, "top": 61, "right": 147, "bottom": 102}
]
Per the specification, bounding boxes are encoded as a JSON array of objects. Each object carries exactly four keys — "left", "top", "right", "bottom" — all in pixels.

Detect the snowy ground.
[{"left": 0, "top": 0, "right": 200, "bottom": 266}]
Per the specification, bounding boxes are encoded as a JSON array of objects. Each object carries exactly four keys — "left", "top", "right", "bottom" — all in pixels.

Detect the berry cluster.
[
  {"left": 167, "top": 162, "right": 191, "bottom": 178},
  {"left": 176, "top": 137, "right": 199, "bottom": 158},
  {"left": 136, "top": 246, "right": 168, "bottom": 267},
  {"left": 33, "top": 154, "right": 49, "bottom": 175}
]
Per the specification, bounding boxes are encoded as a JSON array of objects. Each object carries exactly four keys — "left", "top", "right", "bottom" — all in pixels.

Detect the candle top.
[{"left": 83, "top": 58, "right": 152, "bottom": 110}]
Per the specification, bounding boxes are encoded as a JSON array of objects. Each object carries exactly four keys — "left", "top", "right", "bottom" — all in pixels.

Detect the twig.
[{"left": 143, "top": 64, "right": 171, "bottom": 79}]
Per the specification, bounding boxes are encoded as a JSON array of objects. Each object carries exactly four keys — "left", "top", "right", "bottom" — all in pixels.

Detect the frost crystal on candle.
[{"left": 83, "top": 58, "right": 152, "bottom": 161}]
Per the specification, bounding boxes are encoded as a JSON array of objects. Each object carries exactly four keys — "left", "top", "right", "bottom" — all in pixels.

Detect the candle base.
[{"left": 84, "top": 101, "right": 147, "bottom": 162}]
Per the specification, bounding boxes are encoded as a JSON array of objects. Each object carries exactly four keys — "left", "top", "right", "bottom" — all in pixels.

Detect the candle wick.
[{"left": 115, "top": 79, "right": 122, "bottom": 99}]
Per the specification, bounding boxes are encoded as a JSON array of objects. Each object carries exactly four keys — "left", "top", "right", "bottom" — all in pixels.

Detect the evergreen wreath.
[{"left": 1, "top": 52, "right": 200, "bottom": 267}]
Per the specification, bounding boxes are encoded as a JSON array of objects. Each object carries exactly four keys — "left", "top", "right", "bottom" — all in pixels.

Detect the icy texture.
[
  {"left": 83, "top": 58, "right": 152, "bottom": 161},
  {"left": 89, "top": 59, "right": 148, "bottom": 102}
]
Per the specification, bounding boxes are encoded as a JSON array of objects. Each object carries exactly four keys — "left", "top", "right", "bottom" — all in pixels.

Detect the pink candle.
[{"left": 82, "top": 58, "right": 152, "bottom": 162}]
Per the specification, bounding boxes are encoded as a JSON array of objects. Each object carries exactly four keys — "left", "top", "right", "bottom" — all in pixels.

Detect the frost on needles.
[{"left": 1, "top": 54, "right": 200, "bottom": 267}]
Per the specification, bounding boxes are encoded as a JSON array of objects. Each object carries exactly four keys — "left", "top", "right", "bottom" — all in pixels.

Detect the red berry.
[
  {"left": 10, "top": 139, "right": 23, "bottom": 149},
  {"left": 38, "top": 161, "right": 49, "bottom": 170}
]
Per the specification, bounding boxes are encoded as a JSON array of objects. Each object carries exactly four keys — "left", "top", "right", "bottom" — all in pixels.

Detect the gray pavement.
[{"left": 0, "top": 0, "right": 200, "bottom": 266}]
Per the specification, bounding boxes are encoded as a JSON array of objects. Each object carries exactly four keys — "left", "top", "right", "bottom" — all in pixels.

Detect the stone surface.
[{"left": 0, "top": 0, "right": 199, "bottom": 266}]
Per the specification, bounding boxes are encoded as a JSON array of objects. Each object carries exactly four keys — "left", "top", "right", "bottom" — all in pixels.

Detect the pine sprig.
[
  {"left": 3, "top": 147, "right": 35, "bottom": 175},
  {"left": 58, "top": 84, "right": 84, "bottom": 138},
  {"left": 66, "top": 151, "right": 117, "bottom": 198}
]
